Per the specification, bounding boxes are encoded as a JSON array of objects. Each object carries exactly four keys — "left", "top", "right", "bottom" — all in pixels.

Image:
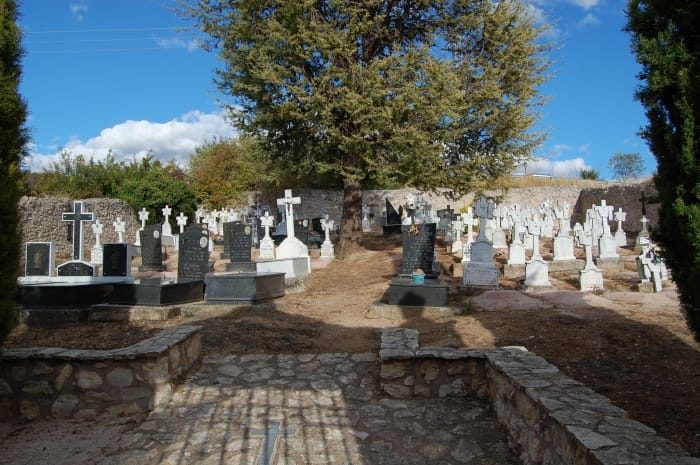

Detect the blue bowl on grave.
[{"left": 411, "top": 272, "right": 425, "bottom": 284}]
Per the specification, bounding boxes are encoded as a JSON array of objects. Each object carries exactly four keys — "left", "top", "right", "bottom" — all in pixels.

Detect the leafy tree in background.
[
  {"left": 627, "top": 0, "right": 700, "bottom": 340},
  {"left": 608, "top": 152, "right": 644, "bottom": 180},
  {"left": 182, "top": 0, "right": 550, "bottom": 257},
  {"left": 0, "top": 0, "right": 28, "bottom": 345},
  {"left": 579, "top": 168, "right": 600, "bottom": 180}
]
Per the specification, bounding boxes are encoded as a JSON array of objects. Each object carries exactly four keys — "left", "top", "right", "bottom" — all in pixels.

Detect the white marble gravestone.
[
  {"left": 552, "top": 202, "right": 576, "bottom": 262},
  {"left": 113, "top": 217, "right": 126, "bottom": 243},
  {"left": 362, "top": 204, "right": 371, "bottom": 232},
  {"left": 320, "top": 214, "right": 335, "bottom": 259},
  {"left": 574, "top": 222, "right": 604, "bottom": 291},
  {"left": 593, "top": 200, "right": 619, "bottom": 260},
  {"left": 507, "top": 207, "right": 526, "bottom": 265},
  {"left": 176, "top": 212, "right": 188, "bottom": 234},
  {"left": 614, "top": 207, "right": 627, "bottom": 247},
  {"left": 258, "top": 211, "right": 276, "bottom": 260},
  {"left": 135, "top": 207, "right": 149, "bottom": 246},
  {"left": 91, "top": 219, "right": 104, "bottom": 265},
  {"left": 463, "top": 197, "right": 499, "bottom": 289},
  {"left": 491, "top": 204, "right": 508, "bottom": 249},
  {"left": 636, "top": 216, "right": 650, "bottom": 247},
  {"left": 161, "top": 205, "right": 173, "bottom": 237},
  {"left": 524, "top": 216, "right": 551, "bottom": 287},
  {"left": 275, "top": 189, "right": 309, "bottom": 259}
]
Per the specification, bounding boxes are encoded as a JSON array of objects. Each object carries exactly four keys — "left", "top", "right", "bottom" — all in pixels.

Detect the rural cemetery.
[{"left": 3, "top": 182, "right": 700, "bottom": 465}]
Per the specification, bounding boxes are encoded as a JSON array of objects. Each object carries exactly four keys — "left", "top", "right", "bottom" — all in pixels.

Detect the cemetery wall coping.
[
  {"left": 379, "top": 327, "right": 699, "bottom": 465},
  {"left": 0, "top": 325, "right": 202, "bottom": 421}
]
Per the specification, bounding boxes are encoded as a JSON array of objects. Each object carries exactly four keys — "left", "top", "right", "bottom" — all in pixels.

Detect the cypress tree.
[
  {"left": 627, "top": 0, "right": 700, "bottom": 340},
  {"left": 0, "top": 0, "right": 28, "bottom": 344}
]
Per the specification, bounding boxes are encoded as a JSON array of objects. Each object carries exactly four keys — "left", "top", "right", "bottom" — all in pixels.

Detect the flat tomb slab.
[
  {"left": 19, "top": 282, "right": 115, "bottom": 308},
  {"left": 205, "top": 272, "right": 285, "bottom": 304},
  {"left": 110, "top": 279, "right": 204, "bottom": 306},
  {"left": 388, "top": 277, "right": 449, "bottom": 307},
  {"left": 256, "top": 257, "right": 310, "bottom": 281}
]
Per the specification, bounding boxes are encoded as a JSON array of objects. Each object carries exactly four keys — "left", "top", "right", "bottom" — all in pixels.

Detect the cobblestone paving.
[{"left": 102, "top": 353, "right": 521, "bottom": 465}]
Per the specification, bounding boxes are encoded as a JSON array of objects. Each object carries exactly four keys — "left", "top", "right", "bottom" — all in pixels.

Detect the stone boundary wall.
[
  {"left": 380, "top": 328, "right": 699, "bottom": 465},
  {"left": 0, "top": 325, "right": 202, "bottom": 421},
  {"left": 19, "top": 196, "right": 139, "bottom": 262}
]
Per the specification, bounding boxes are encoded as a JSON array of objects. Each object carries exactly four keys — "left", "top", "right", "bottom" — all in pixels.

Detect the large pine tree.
[
  {"left": 183, "top": 0, "right": 549, "bottom": 257},
  {"left": 0, "top": 0, "right": 28, "bottom": 344},
  {"left": 627, "top": 0, "right": 700, "bottom": 340}
]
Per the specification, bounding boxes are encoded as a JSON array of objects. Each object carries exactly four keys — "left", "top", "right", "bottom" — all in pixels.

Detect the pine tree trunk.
[{"left": 337, "top": 179, "right": 363, "bottom": 259}]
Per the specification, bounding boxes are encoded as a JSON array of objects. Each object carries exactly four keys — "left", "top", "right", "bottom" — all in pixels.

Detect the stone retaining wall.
[
  {"left": 0, "top": 325, "right": 201, "bottom": 421},
  {"left": 380, "top": 328, "right": 699, "bottom": 465}
]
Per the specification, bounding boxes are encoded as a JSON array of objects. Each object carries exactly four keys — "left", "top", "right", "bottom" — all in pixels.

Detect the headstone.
[
  {"left": 593, "top": 200, "right": 619, "bottom": 259},
  {"left": 259, "top": 211, "right": 276, "bottom": 260},
  {"left": 574, "top": 222, "right": 604, "bottom": 291},
  {"left": 135, "top": 208, "right": 149, "bottom": 246},
  {"left": 383, "top": 198, "right": 402, "bottom": 234},
  {"left": 139, "top": 224, "right": 164, "bottom": 272},
  {"left": 450, "top": 217, "right": 464, "bottom": 258},
  {"left": 400, "top": 223, "right": 438, "bottom": 277},
  {"left": 91, "top": 219, "right": 104, "bottom": 265},
  {"left": 362, "top": 204, "right": 371, "bottom": 232},
  {"left": 113, "top": 217, "right": 126, "bottom": 243},
  {"left": 103, "top": 243, "right": 130, "bottom": 277},
  {"left": 275, "top": 189, "right": 309, "bottom": 259},
  {"left": 178, "top": 224, "right": 210, "bottom": 281},
  {"left": 57, "top": 261, "right": 95, "bottom": 277},
  {"left": 226, "top": 222, "right": 255, "bottom": 272},
  {"left": 524, "top": 216, "right": 550, "bottom": 287},
  {"left": 507, "top": 207, "right": 526, "bottom": 265},
  {"left": 176, "top": 212, "right": 188, "bottom": 234},
  {"left": 195, "top": 206, "right": 205, "bottom": 224},
  {"left": 614, "top": 207, "right": 627, "bottom": 247},
  {"left": 25, "top": 242, "right": 54, "bottom": 277},
  {"left": 636, "top": 215, "right": 650, "bottom": 247},
  {"left": 61, "top": 200, "right": 94, "bottom": 261},
  {"left": 320, "top": 214, "right": 335, "bottom": 259},
  {"left": 161, "top": 205, "right": 173, "bottom": 237},
  {"left": 463, "top": 197, "right": 499, "bottom": 289},
  {"left": 461, "top": 208, "right": 477, "bottom": 263},
  {"left": 552, "top": 202, "right": 576, "bottom": 262}
]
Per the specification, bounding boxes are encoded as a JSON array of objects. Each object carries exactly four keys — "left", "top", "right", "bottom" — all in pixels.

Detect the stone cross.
[
  {"left": 553, "top": 201, "right": 571, "bottom": 236},
  {"left": 91, "top": 219, "right": 104, "bottom": 248},
  {"left": 62, "top": 201, "right": 95, "bottom": 261},
  {"left": 161, "top": 205, "right": 172, "bottom": 236},
  {"left": 276, "top": 189, "right": 301, "bottom": 239},
  {"left": 509, "top": 208, "right": 524, "bottom": 245},
  {"left": 593, "top": 200, "right": 614, "bottom": 236},
  {"left": 574, "top": 222, "right": 595, "bottom": 269},
  {"left": 113, "top": 217, "right": 126, "bottom": 243},
  {"left": 138, "top": 208, "right": 149, "bottom": 229},
  {"left": 176, "top": 212, "right": 188, "bottom": 234},
  {"left": 614, "top": 207, "right": 626, "bottom": 231},
  {"left": 195, "top": 206, "right": 205, "bottom": 224},
  {"left": 461, "top": 208, "right": 477, "bottom": 243},
  {"left": 474, "top": 197, "right": 494, "bottom": 242},
  {"left": 320, "top": 214, "right": 334, "bottom": 243},
  {"left": 260, "top": 211, "right": 274, "bottom": 240},
  {"left": 640, "top": 215, "right": 649, "bottom": 234},
  {"left": 362, "top": 204, "right": 370, "bottom": 221}
]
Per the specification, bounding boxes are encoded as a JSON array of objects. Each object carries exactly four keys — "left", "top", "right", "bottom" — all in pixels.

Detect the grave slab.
[
  {"left": 110, "top": 279, "right": 204, "bottom": 306},
  {"left": 205, "top": 271, "right": 285, "bottom": 304},
  {"left": 388, "top": 277, "right": 449, "bottom": 307}
]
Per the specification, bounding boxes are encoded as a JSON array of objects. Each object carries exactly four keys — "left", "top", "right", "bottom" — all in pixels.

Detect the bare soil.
[{"left": 5, "top": 234, "right": 700, "bottom": 457}]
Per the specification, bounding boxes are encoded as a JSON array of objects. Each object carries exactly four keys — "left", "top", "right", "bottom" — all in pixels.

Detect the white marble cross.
[
  {"left": 574, "top": 222, "right": 595, "bottom": 269},
  {"left": 195, "top": 206, "right": 205, "bottom": 224},
  {"left": 276, "top": 189, "right": 301, "bottom": 239},
  {"left": 113, "top": 217, "right": 126, "bottom": 243},
  {"left": 474, "top": 197, "right": 494, "bottom": 242},
  {"left": 320, "top": 214, "right": 335, "bottom": 243},
  {"left": 260, "top": 211, "right": 274, "bottom": 240},
  {"left": 614, "top": 207, "right": 626, "bottom": 227},
  {"left": 176, "top": 212, "right": 188, "bottom": 234},
  {"left": 640, "top": 215, "right": 649, "bottom": 233},
  {"left": 554, "top": 201, "right": 571, "bottom": 236},
  {"left": 91, "top": 219, "right": 104, "bottom": 248},
  {"left": 138, "top": 208, "right": 149, "bottom": 228},
  {"left": 527, "top": 216, "right": 543, "bottom": 260},
  {"left": 593, "top": 200, "right": 614, "bottom": 236},
  {"left": 162, "top": 205, "right": 173, "bottom": 236}
]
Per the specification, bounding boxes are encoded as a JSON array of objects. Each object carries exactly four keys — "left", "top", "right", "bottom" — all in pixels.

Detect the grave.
[
  {"left": 102, "top": 243, "right": 132, "bottom": 277},
  {"left": 387, "top": 223, "right": 449, "bottom": 307},
  {"left": 463, "top": 197, "right": 500, "bottom": 289},
  {"left": 57, "top": 200, "right": 95, "bottom": 277},
  {"left": 177, "top": 224, "right": 212, "bottom": 281},
  {"left": 550, "top": 201, "right": 580, "bottom": 272},
  {"left": 524, "top": 217, "right": 551, "bottom": 287},
  {"left": 614, "top": 207, "right": 628, "bottom": 247},
  {"left": 382, "top": 198, "right": 402, "bottom": 235},
  {"left": 319, "top": 214, "right": 335, "bottom": 259},
  {"left": 138, "top": 224, "right": 164, "bottom": 272},
  {"left": 90, "top": 219, "right": 104, "bottom": 266},
  {"left": 258, "top": 212, "right": 276, "bottom": 260},
  {"left": 225, "top": 222, "right": 256, "bottom": 272},
  {"left": 256, "top": 189, "right": 311, "bottom": 283},
  {"left": 574, "top": 222, "right": 604, "bottom": 292}
]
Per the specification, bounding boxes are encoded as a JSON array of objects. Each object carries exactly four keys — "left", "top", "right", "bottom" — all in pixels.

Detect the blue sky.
[{"left": 19, "top": 0, "right": 653, "bottom": 180}]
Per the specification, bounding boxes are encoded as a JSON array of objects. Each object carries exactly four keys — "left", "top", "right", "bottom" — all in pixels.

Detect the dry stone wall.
[{"left": 19, "top": 196, "right": 139, "bottom": 262}]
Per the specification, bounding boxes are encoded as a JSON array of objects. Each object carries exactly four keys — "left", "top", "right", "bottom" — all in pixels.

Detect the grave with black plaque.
[
  {"left": 220, "top": 221, "right": 237, "bottom": 260},
  {"left": 226, "top": 222, "right": 256, "bottom": 272},
  {"left": 383, "top": 199, "right": 402, "bottom": 235},
  {"left": 138, "top": 224, "right": 164, "bottom": 272},
  {"left": 178, "top": 224, "right": 212, "bottom": 281},
  {"left": 387, "top": 223, "right": 448, "bottom": 307},
  {"left": 103, "top": 243, "right": 130, "bottom": 277}
]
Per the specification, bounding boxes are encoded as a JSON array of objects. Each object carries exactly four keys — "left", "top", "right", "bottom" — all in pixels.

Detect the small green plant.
[{"left": 579, "top": 168, "right": 600, "bottom": 180}]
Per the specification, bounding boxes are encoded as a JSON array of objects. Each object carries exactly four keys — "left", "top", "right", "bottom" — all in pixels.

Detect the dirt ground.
[{"left": 5, "top": 234, "right": 700, "bottom": 457}]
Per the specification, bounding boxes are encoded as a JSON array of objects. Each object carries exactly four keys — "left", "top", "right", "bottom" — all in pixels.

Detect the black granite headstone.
[
  {"left": 385, "top": 199, "right": 401, "bottom": 225},
  {"left": 311, "top": 217, "right": 324, "bottom": 236},
  {"left": 178, "top": 225, "right": 210, "bottom": 282},
  {"left": 25, "top": 242, "right": 52, "bottom": 276},
  {"left": 222, "top": 221, "right": 239, "bottom": 256},
  {"left": 103, "top": 243, "right": 129, "bottom": 277},
  {"left": 57, "top": 261, "right": 94, "bottom": 277},
  {"left": 400, "top": 223, "right": 438, "bottom": 277},
  {"left": 139, "top": 224, "right": 164, "bottom": 272},
  {"left": 228, "top": 222, "right": 252, "bottom": 263}
]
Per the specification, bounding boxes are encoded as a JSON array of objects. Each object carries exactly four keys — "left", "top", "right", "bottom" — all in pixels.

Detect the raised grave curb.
[
  {"left": 380, "top": 327, "right": 700, "bottom": 465},
  {"left": 0, "top": 325, "right": 202, "bottom": 421}
]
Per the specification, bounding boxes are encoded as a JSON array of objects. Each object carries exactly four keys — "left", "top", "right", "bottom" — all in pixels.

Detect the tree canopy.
[
  {"left": 608, "top": 152, "right": 644, "bottom": 180},
  {"left": 0, "top": 0, "right": 28, "bottom": 344},
  {"left": 627, "top": 0, "right": 700, "bottom": 340},
  {"left": 183, "top": 0, "right": 550, "bottom": 256}
]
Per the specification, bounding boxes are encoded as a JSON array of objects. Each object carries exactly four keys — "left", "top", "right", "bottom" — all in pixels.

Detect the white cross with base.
[
  {"left": 614, "top": 207, "right": 626, "bottom": 231},
  {"left": 162, "top": 205, "right": 172, "bottom": 222},
  {"left": 320, "top": 214, "right": 334, "bottom": 243},
  {"left": 247, "top": 421, "right": 297, "bottom": 465},
  {"left": 113, "top": 217, "right": 126, "bottom": 243},
  {"left": 527, "top": 216, "right": 543, "bottom": 260},
  {"left": 138, "top": 208, "right": 149, "bottom": 229},
  {"left": 260, "top": 211, "right": 274, "bottom": 240},
  {"left": 574, "top": 222, "right": 595, "bottom": 269},
  {"left": 176, "top": 212, "right": 188, "bottom": 234},
  {"left": 474, "top": 196, "right": 494, "bottom": 242},
  {"left": 91, "top": 219, "right": 104, "bottom": 248},
  {"left": 640, "top": 215, "right": 649, "bottom": 233},
  {"left": 195, "top": 206, "right": 205, "bottom": 223},
  {"left": 277, "top": 189, "right": 301, "bottom": 239},
  {"left": 593, "top": 200, "right": 614, "bottom": 236}
]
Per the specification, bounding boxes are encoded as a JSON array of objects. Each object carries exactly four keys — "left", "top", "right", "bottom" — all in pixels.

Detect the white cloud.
[
  {"left": 69, "top": 3, "right": 88, "bottom": 22},
  {"left": 25, "top": 110, "right": 237, "bottom": 172},
  {"left": 579, "top": 13, "right": 600, "bottom": 26},
  {"left": 525, "top": 2, "right": 561, "bottom": 39},
  {"left": 156, "top": 37, "right": 202, "bottom": 53},
  {"left": 568, "top": 0, "right": 600, "bottom": 9},
  {"left": 515, "top": 157, "right": 593, "bottom": 178}
]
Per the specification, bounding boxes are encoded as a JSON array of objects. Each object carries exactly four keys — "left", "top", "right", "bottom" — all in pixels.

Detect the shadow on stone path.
[{"left": 100, "top": 352, "right": 520, "bottom": 465}]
